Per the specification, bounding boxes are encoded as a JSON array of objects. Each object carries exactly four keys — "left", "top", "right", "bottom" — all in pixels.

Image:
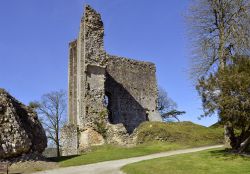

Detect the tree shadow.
[
  {"left": 209, "top": 149, "right": 250, "bottom": 161},
  {"left": 48, "top": 155, "right": 79, "bottom": 162}
]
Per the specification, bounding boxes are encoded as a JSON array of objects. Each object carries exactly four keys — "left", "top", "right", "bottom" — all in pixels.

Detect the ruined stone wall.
[
  {"left": 67, "top": 4, "right": 161, "bottom": 134},
  {"left": 76, "top": 13, "right": 85, "bottom": 127},
  {"left": 105, "top": 55, "right": 161, "bottom": 133},
  {"left": 0, "top": 89, "right": 47, "bottom": 159},
  {"left": 85, "top": 65, "right": 107, "bottom": 127},
  {"left": 63, "top": 5, "right": 108, "bottom": 154},
  {"left": 69, "top": 5, "right": 107, "bottom": 128},
  {"left": 83, "top": 6, "right": 106, "bottom": 66},
  {"left": 68, "top": 40, "right": 78, "bottom": 125},
  {"left": 63, "top": 5, "right": 162, "bottom": 153},
  {"left": 61, "top": 124, "right": 78, "bottom": 156},
  {"left": 80, "top": 5, "right": 107, "bottom": 129}
]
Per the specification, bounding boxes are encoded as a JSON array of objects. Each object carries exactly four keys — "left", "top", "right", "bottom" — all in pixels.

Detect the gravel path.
[{"left": 33, "top": 145, "right": 223, "bottom": 174}]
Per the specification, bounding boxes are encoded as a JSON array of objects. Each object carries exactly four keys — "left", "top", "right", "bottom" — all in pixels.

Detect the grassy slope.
[
  {"left": 53, "top": 143, "right": 184, "bottom": 167},
  {"left": 122, "top": 149, "right": 250, "bottom": 174},
  {"left": 53, "top": 121, "right": 223, "bottom": 167},
  {"left": 136, "top": 121, "right": 224, "bottom": 146}
]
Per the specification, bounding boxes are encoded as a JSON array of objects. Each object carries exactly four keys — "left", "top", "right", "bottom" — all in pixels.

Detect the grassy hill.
[
  {"left": 53, "top": 121, "right": 224, "bottom": 167},
  {"left": 136, "top": 121, "right": 224, "bottom": 146}
]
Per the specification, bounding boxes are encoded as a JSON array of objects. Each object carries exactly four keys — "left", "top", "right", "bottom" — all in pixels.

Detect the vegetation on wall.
[{"left": 93, "top": 109, "right": 108, "bottom": 138}]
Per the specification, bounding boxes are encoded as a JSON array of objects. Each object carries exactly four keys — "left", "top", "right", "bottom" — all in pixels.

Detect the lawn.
[
  {"left": 122, "top": 149, "right": 250, "bottom": 174},
  {"left": 52, "top": 142, "right": 186, "bottom": 167},
  {"left": 51, "top": 121, "right": 224, "bottom": 167},
  {"left": 136, "top": 121, "right": 224, "bottom": 146}
]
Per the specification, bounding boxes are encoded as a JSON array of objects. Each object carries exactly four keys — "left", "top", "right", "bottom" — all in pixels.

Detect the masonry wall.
[
  {"left": 81, "top": 5, "right": 107, "bottom": 129},
  {"left": 61, "top": 124, "right": 78, "bottom": 156},
  {"left": 68, "top": 5, "right": 161, "bottom": 132},
  {"left": 70, "top": 5, "right": 107, "bottom": 128},
  {"left": 68, "top": 40, "right": 78, "bottom": 125},
  {"left": 105, "top": 55, "right": 161, "bottom": 133},
  {"left": 64, "top": 5, "right": 162, "bottom": 153}
]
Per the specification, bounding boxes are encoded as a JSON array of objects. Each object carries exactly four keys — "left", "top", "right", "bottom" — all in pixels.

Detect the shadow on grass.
[
  {"left": 209, "top": 149, "right": 250, "bottom": 161},
  {"left": 48, "top": 155, "right": 79, "bottom": 162}
]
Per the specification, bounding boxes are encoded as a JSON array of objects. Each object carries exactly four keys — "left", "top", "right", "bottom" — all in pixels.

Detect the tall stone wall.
[
  {"left": 61, "top": 124, "right": 78, "bottom": 156},
  {"left": 81, "top": 5, "right": 107, "bottom": 129},
  {"left": 62, "top": 4, "right": 162, "bottom": 154},
  {"left": 68, "top": 5, "right": 107, "bottom": 128},
  {"left": 105, "top": 55, "right": 161, "bottom": 133},
  {"left": 68, "top": 40, "right": 78, "bottom": 125},
  {"left": 83, "top": 5, "right": 106, "bottom": 66}
]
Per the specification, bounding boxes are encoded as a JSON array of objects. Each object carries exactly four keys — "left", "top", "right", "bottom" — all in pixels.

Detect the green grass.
[
  {"left": 51, "top": 121, "right": 224, "bottom": 167},
  {"left": 52, "top": 142, "right": 185, "bottom": 167},
  {"left": 122, "top": 149, "right": 250, "bottom": 174},
  {"left": 136, "top": 121, "right": 224, "bottom": 146}
]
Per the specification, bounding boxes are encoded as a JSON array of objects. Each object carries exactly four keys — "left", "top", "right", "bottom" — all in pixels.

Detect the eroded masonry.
[{"left": 61, "top": 5, "right": 162, "bottom": 155}]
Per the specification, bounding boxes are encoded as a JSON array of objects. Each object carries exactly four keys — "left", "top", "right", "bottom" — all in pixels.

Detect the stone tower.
[
  {"left": 68, "top": 5, "right": 106, "bottom": 128},
  {"left": 62, "top": 5, "right": 162, "bottom": 156}
]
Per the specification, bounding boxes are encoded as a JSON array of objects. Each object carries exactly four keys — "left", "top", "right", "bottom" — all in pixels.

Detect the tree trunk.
[
  {"left": 239, "top": 136, "right": 250, "bottom": 153},
  {"left": 224, "top": 124, "right": 232, "bottom": 148},
  {"left": 56, "top": 141, "right": 60, "bottom": 157},
  {"left": 56, "top": 129, "right": 60, "bottom": 157},
  {"left": 218, "top": 18, "right": 231, "bottom": 148},
  {"left": 224, "top": 123, "right": 237, "bottom": 149}
]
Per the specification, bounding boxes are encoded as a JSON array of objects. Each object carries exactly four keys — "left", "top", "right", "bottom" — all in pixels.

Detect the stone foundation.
[{"left": 61, "top": 124, "right": 78, "bottom": 156}]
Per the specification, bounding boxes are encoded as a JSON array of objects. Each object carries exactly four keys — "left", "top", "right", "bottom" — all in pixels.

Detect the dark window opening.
[
  {"left": 103, "top": 95, "right": 109, "bottom": 107},
  {"left": 104, "top": 92, "right": 113, "bottom": 123},
  {"left": 146, "top": 113, "right": 149, "bottom": 121}
]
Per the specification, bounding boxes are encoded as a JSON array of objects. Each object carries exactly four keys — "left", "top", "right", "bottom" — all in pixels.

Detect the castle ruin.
[{"left": 61, "top": 5, "right": 162, "bottom": 155}]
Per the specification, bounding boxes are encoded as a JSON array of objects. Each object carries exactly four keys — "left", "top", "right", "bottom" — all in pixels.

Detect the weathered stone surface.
[
  {"left": 62, "top": 4, "right": 162, "bottom": 154},
  {"left": 78, "top": 128, "right": 105, "bottom": 150},
  {"left": 61, "top": 124, "right": 78, "bottom": 156},
  {"left": 106, "top": 55, "right": 162, "bottom": 133},
  {"left": 106, "top": 123, "right": 130, "bottom": 146},
  {"left": 0, "top": 89, "right": 47, "bottom": 159}
]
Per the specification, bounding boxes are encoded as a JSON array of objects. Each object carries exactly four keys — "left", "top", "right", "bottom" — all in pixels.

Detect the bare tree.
[
  {"left": 187, "top": 0, "right": 250, "bottom": 146},
  {"left": 187, "top": 0, "right": 250, "bottom": 80},
  {"left": 30, "top": 90, "right": 67, "bottom": 157},
  {"left": 162, "top": 110, "right": 186, "bottom": 122},
  {"left": 157, "top": 87, "right": 177, "bottom": 114},
  {"left": 157, "top": 87, "right": 185, "bottom": 122}
]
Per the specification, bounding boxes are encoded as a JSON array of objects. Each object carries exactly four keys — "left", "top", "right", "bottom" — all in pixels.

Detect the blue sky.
[{"left": 0, "top": 0, "right": 218, "bottom": 126}]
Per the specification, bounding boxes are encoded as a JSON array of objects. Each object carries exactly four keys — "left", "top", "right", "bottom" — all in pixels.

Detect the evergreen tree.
[{"left": 197, "top": 56, "right": 250, "bottom": 152}]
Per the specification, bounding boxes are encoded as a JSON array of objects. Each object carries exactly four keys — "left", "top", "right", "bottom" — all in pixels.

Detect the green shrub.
[{"left": 93, "top": 109, "right": 109, "bottom": 138}]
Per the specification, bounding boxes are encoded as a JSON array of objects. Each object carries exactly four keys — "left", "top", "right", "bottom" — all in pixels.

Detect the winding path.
[{"left": 33, "top": 145, "right": 223, "bottom": 174}]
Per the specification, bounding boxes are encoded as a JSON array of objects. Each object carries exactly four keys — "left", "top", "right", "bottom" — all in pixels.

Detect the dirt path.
[{"left": 33, "top": 145, "right": 223, "bottom": 174}]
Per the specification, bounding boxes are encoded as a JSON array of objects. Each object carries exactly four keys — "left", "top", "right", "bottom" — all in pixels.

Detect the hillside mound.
[{"left": 136, "top": 121, "right": 223, "bottom": 146}]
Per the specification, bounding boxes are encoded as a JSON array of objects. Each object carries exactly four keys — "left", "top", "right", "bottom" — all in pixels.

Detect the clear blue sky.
[{"left": 0, "top": 0, "right": 218, "bottom": 126}]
